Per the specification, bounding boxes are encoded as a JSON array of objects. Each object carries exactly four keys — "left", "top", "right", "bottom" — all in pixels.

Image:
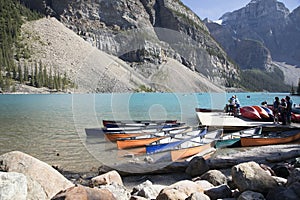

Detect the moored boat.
[
  {"left": 252, "top": 105, "right": 270, "bottom": 120},
  {"left": 240, "top": 128, "right": 300, "bottom": 147},
  {"left": 215, "top": 126, "right": 262, "bottom": 148},
  {"left": 115, "top": 127, "right": 191, "bottom": 149},
  {"left": 170, "top": 129, "right": 223, "bottom": 161},
  {"left": 102, "top": 119, "right": 177, "bottom": 127},
  {"left": 146, "top": 128, "right": 207, "bottom": 154},
  {"left": 240, "top": 106, "right": 262, "bottom": 120},
  {"left": 117, "top": 136, "right": 166, "bottom": 149},
  {"left": 102, "top": 122, "right": 185, "bottom": 132},
  {"left": 104, "top": 125, "right": 191, "bottom": 142}
]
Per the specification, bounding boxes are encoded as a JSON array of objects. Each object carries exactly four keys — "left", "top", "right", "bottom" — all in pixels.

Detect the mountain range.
[
  {"left": 2, "top": 0, "right": 299, "bottom": 93},
  {"left": 205, "top": 0, "right": 300, "bottom": 89}
]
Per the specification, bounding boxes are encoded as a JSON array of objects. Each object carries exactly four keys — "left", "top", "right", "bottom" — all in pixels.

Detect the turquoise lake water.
[{"left": 0, "top": 92, "right": 299, "bottom": 172}]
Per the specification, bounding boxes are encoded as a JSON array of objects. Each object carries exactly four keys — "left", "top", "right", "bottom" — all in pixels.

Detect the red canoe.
[
  {"left": 292, "top": 113, "right": 300, "bottom": 123},
  {"left": 252, "top": 105, "right": 270, "bottom": 119},
  {"left": 240, "top": 106, "right": 262, "bottom": 120}
]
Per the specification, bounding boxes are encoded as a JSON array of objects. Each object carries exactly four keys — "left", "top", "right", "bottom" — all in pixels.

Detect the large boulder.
[
  {"left": 204, "top": 184, "right": 232, "bottom": 200},
  {"left": 231, "top": 161, "right": 278, "bottom": 194},
  {"left": 99, "top": 182, "right": 130, "bottom": 200},
  {"left": 271, "top": 163, "right": 291, "bottom": 178},
  {"left": 131, "top": 180, "right": 163, "bottom": 199},
  {"left": 185, "top": 156, "right": 210, "bottom": 177},
  {"left": 194, "top": 180, "right": 214, "bottom": 190},
  {"left": 200, "top": 170, "right": 227, "bottom": 186},
  {"left": 266, "top": 182, "right": 300, "bottom": 200},
  {"left": 238, "top": 190, "right": 265, "bottom": 200},
  {"left": 0, "top": 151, "right": 74, "bottom": 200},
  {"left": 51, "top": 185, "right": 116, "bottom": 200},
  {"left": 0, "top": 172, "right": 27, "bottom": 200},
  {"left": 186, "top": 192, "right": 210, "bottom": 200},
  {"left": 286, "top": 168, "right": 300, "bottom": 186},
  {"left": 156, "top": 180, "right": 204, "bottom": 200},
  {"left": 91, "top": 170, "right": 123, "bottom": 186}
]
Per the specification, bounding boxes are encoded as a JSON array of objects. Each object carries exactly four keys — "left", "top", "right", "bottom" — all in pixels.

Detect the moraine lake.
[{"left": 0, "top": 92, "right": 299, "bottom": 173}]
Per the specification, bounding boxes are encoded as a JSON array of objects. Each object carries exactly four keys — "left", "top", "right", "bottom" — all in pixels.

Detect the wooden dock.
[{"left": 196, "top": 111, "right": 300, "bottom": 132}]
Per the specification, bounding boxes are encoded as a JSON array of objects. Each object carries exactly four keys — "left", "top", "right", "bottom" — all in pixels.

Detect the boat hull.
[
  {"left": 105, "top": 133, "right": 143, "bottom": 142},
  {"left": 215, "top": 138, "right": 240, "bottom": 148},
  {"left": 103, "top": 120, "right": 177, "bottom": 127},
  {"left": 252, "top": 105, "right": 270, "bottom": 119},
  {"left": 240, "top": 106, "right": 262, "bottom": 120},
  {"left": 170, "top": 141, "right": 215, "bottom": 161},
  {"left": 241, "top": 130, "right": 300, "bottom": 147},
  {"left": 116, "top": 137, "right": 165, "bottom": 149}
]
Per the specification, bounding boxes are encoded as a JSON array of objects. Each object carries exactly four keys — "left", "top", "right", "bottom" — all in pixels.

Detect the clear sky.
[{"left": 181, "top": 0, "right": 300, "bottom": 20}]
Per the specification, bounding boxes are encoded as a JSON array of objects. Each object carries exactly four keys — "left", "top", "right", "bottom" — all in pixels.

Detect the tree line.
[{"left": 0, "top": 0, "right": 76, "bottom": 92}]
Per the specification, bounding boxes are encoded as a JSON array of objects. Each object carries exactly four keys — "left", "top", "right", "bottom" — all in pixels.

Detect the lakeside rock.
[
  {"left": 231, "top": 161, "right": 278, "bottom": 195},
  {"left": 0, "top": 151, "right": 74, "bottom": 200},
  {"left": 0, "top": 150, "right": 300, "bottom": 199},
  {"left": 0, "top": 172, "right": 27, "bottom": 200}
]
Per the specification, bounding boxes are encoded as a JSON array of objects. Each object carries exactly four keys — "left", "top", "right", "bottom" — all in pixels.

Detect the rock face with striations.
[
  {"left": 20, "top": 0, "right": 239, "bottom": 89},
  {"left": 206, "top": 0, "right": 300, "bottom": 70}
]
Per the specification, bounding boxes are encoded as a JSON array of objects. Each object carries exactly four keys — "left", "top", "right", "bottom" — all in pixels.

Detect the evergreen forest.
[{"left": 0, "top": 0, "right": 75, "bottom": 93}]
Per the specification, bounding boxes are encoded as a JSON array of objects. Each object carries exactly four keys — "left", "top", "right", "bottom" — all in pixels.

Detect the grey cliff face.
[
  {"left": 208, "top": 0, "right": 300, "bottom": 69},
  {"left": 21, "top": 0, "right": 239, "bottom": 87}
]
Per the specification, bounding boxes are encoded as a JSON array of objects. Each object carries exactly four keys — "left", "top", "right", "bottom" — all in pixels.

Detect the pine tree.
[
  {"left": 62, "top": 71, "right": 67, "bottom": 91},
  {"left": 30, "top": 65, "right": 35, "bottom": 86},
  {"left": 18, "top": 63, "right": 23, "bottom": 83},
  {"left": 23, "top": 64, "right": 28, "bottom": 82},
  {"left": 38, "top": 60, "right": 43, "bottom": 87},
  {"left": 48, "top": 66, "right": 53, "bottom": 89},
  {"left": 34, "top": 61, "right": 38, "bottom": 87},
  {"left": 43, "top": 65, "right": 47, "bottom": 87}
]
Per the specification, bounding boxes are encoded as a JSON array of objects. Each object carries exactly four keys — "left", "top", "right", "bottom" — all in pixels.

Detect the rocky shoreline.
[{"left": 1, "top": 146, "right": 300, "bottom": 200}]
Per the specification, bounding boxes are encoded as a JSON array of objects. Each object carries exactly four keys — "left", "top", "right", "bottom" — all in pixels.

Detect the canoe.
[
  {"left": 116, "top": 136, "right": 166, "bottom": 149},
  {"left": 252, "top": 106, "right": 270, "bottom": 119},
  {"left": 215, "top": 126, "right": 262, "bottom": 148},
  {"left": 261, "top": 106, "right": 274, "bottom": 119},
  {"left": 170, "top": 129, "right": 223, "bottom": 161},
  {"left": 146, "top": 128, "right": 207, "bottom": 154},
  {"left": 240, "top": 129, "right": 300, "bottom": 147},
  {"left": 105, "top": 133, "right": 144, "bottom": 142},
  {"left": 292, "top": 113, "right": 300, "bottom": 123},
  {"left": 115, "top": 127, "right": 191, "bottom": 149},
  {"left": 240, "top": 106, "right": 262, "bottom": 120},
  {"left": 102, "top": 122, "right": 185, "bottom": 132},
  {"left": 171, "top": 142, "right": 215, "bottom": 161},
  {"left": 104, "top": 126, "right": 191, "bottom": 142},
  {"left": 103, "top": 119, "right": 177, "bottom": 127}
]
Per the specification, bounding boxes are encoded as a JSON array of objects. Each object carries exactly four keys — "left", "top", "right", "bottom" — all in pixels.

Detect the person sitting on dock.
[
  {"left": 233, "top": 95, "right": 240, "bottom": 117},
  {"left": 228, "top": 95, "right": 236, "bottom": 116}
]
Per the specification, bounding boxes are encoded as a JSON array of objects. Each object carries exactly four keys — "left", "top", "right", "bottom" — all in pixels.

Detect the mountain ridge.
[
  {"left": 18, "top": 0, "right": 240, "bottom": 92},
  {"left": 205, "top": 0, "right": 300, "bottom": 90}
]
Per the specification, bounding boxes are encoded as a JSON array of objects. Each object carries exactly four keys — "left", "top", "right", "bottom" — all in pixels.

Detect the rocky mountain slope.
[
  {"left": 20, "top": 17, "right": 225, "bottom": 93},
  {"left": 19, "top": 0, "right": 240, "bottom": 92},
  {"left": 205, "top": 0, "right": 300, "bottom": 86}
]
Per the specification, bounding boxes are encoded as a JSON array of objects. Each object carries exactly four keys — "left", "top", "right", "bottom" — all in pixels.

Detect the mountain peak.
[{"left": 221, "top": 0, "right": 289, "bottom": 23}]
